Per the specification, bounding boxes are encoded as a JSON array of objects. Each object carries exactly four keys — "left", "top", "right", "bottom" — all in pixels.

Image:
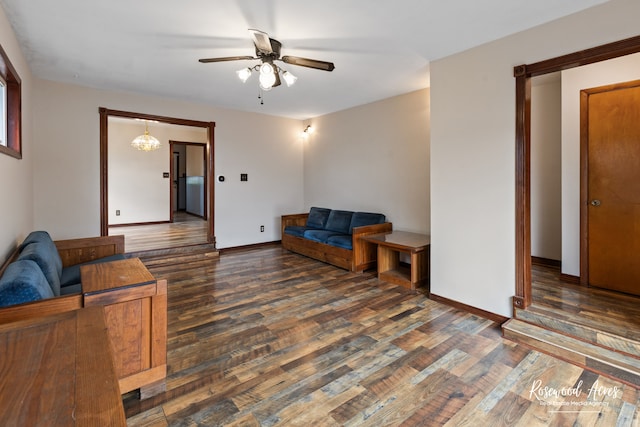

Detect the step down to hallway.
[
  {"left": 503, "top": 318, "right": 640, "bottom": 388},
  {"left": 127, "top": 243, "right": 220, "bottom": 266},
  {"left": 514, "top": 304, "right": 640, "bottom": 357}
]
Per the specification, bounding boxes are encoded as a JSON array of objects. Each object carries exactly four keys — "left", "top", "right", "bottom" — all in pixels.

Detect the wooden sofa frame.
[
  {"left": 281, "top": 213, "right": 392, "bottom": 272},
  {"left": 0, "top": 235, "right": 167, "bottom": 399}
]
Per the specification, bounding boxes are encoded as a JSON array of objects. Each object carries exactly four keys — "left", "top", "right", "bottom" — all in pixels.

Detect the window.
[{"left": 0, "top": 43, "right": 21, "bottom": 159}]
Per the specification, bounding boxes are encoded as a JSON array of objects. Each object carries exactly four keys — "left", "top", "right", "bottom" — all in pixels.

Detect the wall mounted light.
[{"left": 302, "top": 125, "right": 314, "bottom": 138}]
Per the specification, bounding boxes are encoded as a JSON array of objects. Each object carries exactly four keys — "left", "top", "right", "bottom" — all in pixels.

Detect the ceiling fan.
[{"left": 198, "top": 29, "right": 335, "bottom": 91}]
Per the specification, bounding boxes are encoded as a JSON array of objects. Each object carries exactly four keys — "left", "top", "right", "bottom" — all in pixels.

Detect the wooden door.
[{"left": 582, "top": 80, "right": 640, "bottom": 296}]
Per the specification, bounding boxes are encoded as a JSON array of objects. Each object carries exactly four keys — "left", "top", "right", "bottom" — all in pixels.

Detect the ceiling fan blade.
[
  {"left": 249, "top": 29, "right": 273, "bottom": 55},
  {"left": 281, "top": 56, "right": 335, "bottom": 72},
  {"left": 198, "top": 56, "right": 255, "bottom": 63}
]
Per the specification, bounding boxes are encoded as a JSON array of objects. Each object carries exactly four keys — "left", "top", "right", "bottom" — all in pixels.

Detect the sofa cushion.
[
  {"left": 0, "top": 260, "right": 54, "bottom": 307},
  {"left": 326, "top": 234, "right": 353, "bottom": 250},
  {"left": 60, "top": 253, "right": 127, "bottom": 287},
  {"left": 17, "top": 241, "right": 62, "bottom": 296},
  {"left": 303, "top": 229, "right": 342, "bottom": 244},
  {"left": 19, "top": 230, "right": 55, "bottom": 250},
  {"left": 324, "top": 210, "right": 354, "bottom": 234},
  {"left": 349, "top": 212, "right": 386, "bottom": 233},
  {"left": 283, "top": 225, "right": 307, "bottom": 238},
  {"left": 306, "top": 207, "right": 332, "bottom": 229}
]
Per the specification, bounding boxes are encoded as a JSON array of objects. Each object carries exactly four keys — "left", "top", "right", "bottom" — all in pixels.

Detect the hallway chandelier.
[{"left": 131, "top": 121, "right": 161, "bottom": 151}]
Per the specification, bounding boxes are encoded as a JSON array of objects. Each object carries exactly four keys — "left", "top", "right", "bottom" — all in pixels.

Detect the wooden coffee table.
[{"left": 361, "top": 231, "right": 430, "bottom": 293}]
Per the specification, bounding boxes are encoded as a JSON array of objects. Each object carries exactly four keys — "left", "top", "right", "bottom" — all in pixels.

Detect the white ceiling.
[{"left": 1, "top": 0, "right": 608, "bottom": 120}]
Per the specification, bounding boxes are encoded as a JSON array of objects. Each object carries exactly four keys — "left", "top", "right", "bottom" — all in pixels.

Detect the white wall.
[
  {"left": 304, "top": 89, "right": 430, "bottom": 233},
  {"left": 430, "top": 0, "right": 640, "bottom": 317},
  {"left": 0, "top": 6, "right": 34, "bottom": 260},
  {"left": 531, "top": 76, "right": 561, "bottom": 261},
  {"left": 560, "top": 52, "right": 640, "bottom": 276},
  {"left": 32, "top": 79, "right": 304, "bottom": 248},
  {"left": 108, "top": 120, "right": 206, "bottom": 225}
]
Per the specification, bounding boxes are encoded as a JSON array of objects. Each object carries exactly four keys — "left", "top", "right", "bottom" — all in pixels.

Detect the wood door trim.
[
  {"left": 99, "top": 108, "right": 216, "bottom": 246},
  {"left": 579, "top": 79, "right": 640, "bottom": 287},
  {"left": 514, "top": 35, "right": 640, "bottom": 311}
]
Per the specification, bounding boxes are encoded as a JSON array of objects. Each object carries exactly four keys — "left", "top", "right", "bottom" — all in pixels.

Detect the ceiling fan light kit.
[{"left": 199, "top": 29, "right": 334, "bottom": 102}]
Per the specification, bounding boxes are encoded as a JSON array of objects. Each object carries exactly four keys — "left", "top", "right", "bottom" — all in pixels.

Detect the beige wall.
[
  {"left": 531, "top": 76, "right": 561, "bottom": 261},
  {"left": 0, "top": 6, "right": 34, "bottom": 260},
  {"left": 32, "top": 79, "right": 304, "bottom": 248},
  {"left": 304, "top": 89, "right": 430, "bottom": 233},
  {"left": 431, "top": 0, "right": 640, "bottom": 317}
]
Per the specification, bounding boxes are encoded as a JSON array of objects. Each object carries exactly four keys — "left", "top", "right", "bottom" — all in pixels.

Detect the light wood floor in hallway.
[
  {"left": 109, "top": 211, "right": 208, "bottom": 252},
  {"left": 125, "top": 246, "right": 639, "bottom": 426}
]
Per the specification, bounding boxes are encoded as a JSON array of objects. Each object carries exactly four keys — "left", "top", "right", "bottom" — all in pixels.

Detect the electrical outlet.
[
  {"left": 116, "top": 210, "right": 120, "bottom": 216},
  {"left": 260, "top": 225, "right": 264, "bottom": 232}
]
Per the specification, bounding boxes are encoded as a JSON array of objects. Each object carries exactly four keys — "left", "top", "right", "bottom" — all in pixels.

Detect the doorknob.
[{"left": 590, "top": 199, "right": 601, "bottom": 207}]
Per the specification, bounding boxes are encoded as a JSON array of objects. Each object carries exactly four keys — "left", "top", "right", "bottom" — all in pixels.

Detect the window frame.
[
  {"left": 0, "top": 77, "right": 6, "bottom": 149},
  {"left": 0, "top": 43, "right": 22, "bottom": 159}
]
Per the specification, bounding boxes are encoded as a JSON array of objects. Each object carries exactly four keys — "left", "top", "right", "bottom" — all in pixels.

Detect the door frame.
[
  {"left": 169, "top": 140, "right": 207, "bottom": 222},
  {"left": 99, "top": 108, "right": 216, "bottom": 246},
  {"left": 513, "top": 35, "right": 640, "bottom": 310}
]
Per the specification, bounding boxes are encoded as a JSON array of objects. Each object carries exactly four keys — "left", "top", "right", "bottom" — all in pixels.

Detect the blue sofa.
[
  {"left": 0, "top": 231, "right": 126, "bottom": 308},
  {"left": 281, "top": 207, "right": 392, "bottom": 272}
]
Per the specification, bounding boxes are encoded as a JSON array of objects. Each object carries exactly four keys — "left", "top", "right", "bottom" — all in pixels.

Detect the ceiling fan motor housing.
[{"left": 256, "top": 38, "right": 282, "bottom": 61}]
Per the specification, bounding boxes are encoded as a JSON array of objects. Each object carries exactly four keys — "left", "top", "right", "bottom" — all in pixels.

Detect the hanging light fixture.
[
  {"left": 131, "top": 121, "right": 161, "bottom": 151},
  {"left": 258, "top": 63, "right": 277, "bottom": 90},
  {"left": 282, "top": 71, "right": 297, "bottom": 87},
  {"left": 236, "top": 63, "right": 297, "bottom": 92}
]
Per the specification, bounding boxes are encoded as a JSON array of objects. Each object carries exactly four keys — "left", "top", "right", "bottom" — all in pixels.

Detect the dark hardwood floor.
[{"left": 124, "top": 246, "right": 639, "bottom": 426}]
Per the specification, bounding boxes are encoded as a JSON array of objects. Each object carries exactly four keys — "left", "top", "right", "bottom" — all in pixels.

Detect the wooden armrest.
[
  {"left": 55, "top": 235, "right": 125, "bottom": 267},
  {"left": 351, "top": 222, "right": 393, "bottom": 272},
  {"left": 281, "top": 213, "right": 309, "bottom": 235},
  {"left": 0, "top": 294, "right": 83, "bottom": 325},
  {"left": 352, "top": 222, "right": 393, "bottom": 238}
]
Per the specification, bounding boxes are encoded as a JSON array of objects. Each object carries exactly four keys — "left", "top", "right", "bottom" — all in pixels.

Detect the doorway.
[
  {"left": 170, "top": 141, "right": 207, "bottom": 222},
  {"left": 581, "top": 80, "right": 640, "bottom": 296},
  {"left": 514, "top": 35, "right": 640, "bottom": 310},
  {"left": 99, "top": 108, "right": 216, "bottom": 248}
]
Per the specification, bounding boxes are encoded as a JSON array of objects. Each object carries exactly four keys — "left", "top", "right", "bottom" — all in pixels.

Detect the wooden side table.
[
  {"left": 0, "top": 307, "right": 126, "bottom": 426},
  {"left": 361, "top": 231, "right": 430, "bottom": 293},
  {"left": 81, "top": 257, "right": 167, "bottom": 398}
]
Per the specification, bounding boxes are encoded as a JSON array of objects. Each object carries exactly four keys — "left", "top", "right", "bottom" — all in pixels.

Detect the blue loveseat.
[
  {"left": 281, "top": 207, "right": 392, "bottom": 272},
  {"left": 0, "top": 231, "right": 126, "bottom": 310}
]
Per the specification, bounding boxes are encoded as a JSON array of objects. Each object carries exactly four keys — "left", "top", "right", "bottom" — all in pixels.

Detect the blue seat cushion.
[
  {"left": 349, "top": 212, "right": 386, "bottom": 233},
  {"left": 306, "top": 207, "right": 332, "bottom": 229},
  {"left": 326, "top": 234, "right": 353, "bottom": 250},
  {"left": 0, "top": 260, "right": 54, "bottom": 307},
  {"left": 17, "top": 241, "right": 62, "bottom": 296},
  {"left": 303, "top": 229, "right": 342, "bottom": 244},
  {"left": 283, "top": 225, "right": 308, "bottom": 238},
  {"left": 325, "top": 210, "right": 354, "bottom": 234},
  {"left": 60, "top": 254, "right": 127, "bottom": 288}
]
